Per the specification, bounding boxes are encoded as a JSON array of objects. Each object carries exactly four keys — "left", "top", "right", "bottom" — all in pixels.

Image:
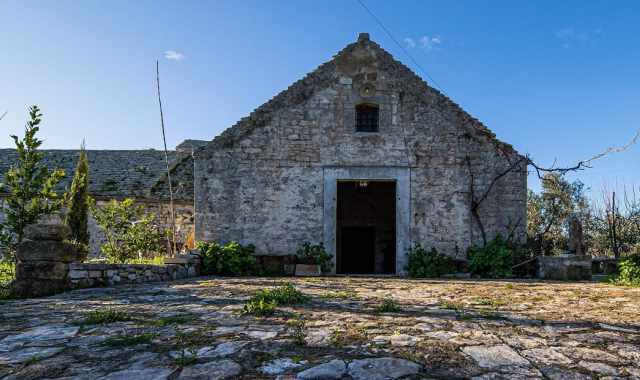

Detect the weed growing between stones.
[
  {"left": 82, "top": 308, "right": 131, "bottom": 325},
  {"left": 320, "top": 290, "right": 357, "bottom": 300},
  {"left": 242, "top": 298, "right": 277, "bottom": 316},
  {"left": 242, "top": 283, "right": 309, "bottom": 316},
  {"left": 329, "top": 324, "right": 368, "bottom": 347},
  {"left": 439, "top": 300, "right": 464, "bottom": 312},
  {"left": 173, "top": 331, "right": 198, "bottom": 367},
  {"left": 103, "top": 333, "right": 157, "bottom": 347},
  {"left": 376, "top": 298, "right": 401, "bottom": 313},
  {"left": 287, "top": 317, "right": 307, "bottom": 346}
]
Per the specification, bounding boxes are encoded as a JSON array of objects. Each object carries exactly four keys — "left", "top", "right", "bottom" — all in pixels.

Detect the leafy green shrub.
[
  {"left": 0, "top": 260, "right": 15, "bottom": 300},
  {"left": 296, "top": 242, "right": 332, "bottom": 272},
  {"left": 405, "top": 245, "right": 456, "bottom": 278},
  {"left": 197, "top": 241, "right": 257, "bottom": 276},
  {"left": 612, "top": 254, "right": 640, "bottom": 286},
  {"left": 91, "top": 198, "right": 167, "bottom": 263},
  {"left": 468, "top": 236, "right": 513, "bottom": 278}
]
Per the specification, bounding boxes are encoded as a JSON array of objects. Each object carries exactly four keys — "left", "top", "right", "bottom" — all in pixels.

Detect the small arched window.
[{"left": 355, "top": 103, "right": 379, "bottom": 132}]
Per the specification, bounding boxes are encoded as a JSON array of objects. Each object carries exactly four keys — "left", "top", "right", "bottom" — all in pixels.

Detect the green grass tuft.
[
  {"left": 375, "top": 298, "right": 402, "bottom": 313},
  {"left": 82, "top": 308, "right": 131, "bottom": 325}
]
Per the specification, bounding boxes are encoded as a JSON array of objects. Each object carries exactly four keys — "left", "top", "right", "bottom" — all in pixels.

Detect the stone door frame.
[{"left": 323, "top": 166, "right": 411, "bottom": 276}]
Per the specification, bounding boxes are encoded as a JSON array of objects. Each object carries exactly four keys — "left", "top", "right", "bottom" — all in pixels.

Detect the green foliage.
[
  {"left": 468, "top": 236, "right": 513, "bottom": 278},
  {"left": 612, "top": 254, "right": 640, "bottom": 286},
  {"left": 320, "top": 290, "right": 357, "bottom": 300},
  {"left": 242, "top": 298, "right": 277, "bottom": 316},
  {"left": 287, "top": 317, "right": 307, "bottom": 345},
  {"left": 375, "top": 298, "right": 401, "bottom": 313},
  {"left": 64, "top": 142, "right": 90, "bottom": 257},
  {"left": 197, "top": 241, "right": 256, "bottom": 276},
  {"left": 82, "top": 308, "right": 131, "bottom": 325},
  {"left": 405, "top": 244, "right": 456, "bottom": 278},
  {"left": 242, "top": 284, "right": 309, "bottom": 316},
  {"left": 0, "top": 260, "right": 15, "bottom": 300},
  {"left": 295, "top": 242, "right": 332, "bottom": 272},
  {"left": 527, "top": 174, "right": 590, "bottom": 256},
  {"left": 91, "top": 198, "right": 166, "bottom": 263},
  {"left": 103, "top": 333, "right": 156, "bottom": 347},
  {"left": 0, "top": 106, "right": 65, "bottom": 258}
]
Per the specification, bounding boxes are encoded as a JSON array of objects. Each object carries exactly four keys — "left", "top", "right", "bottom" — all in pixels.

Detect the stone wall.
[
  {"left": 194, "top": 34, "right": 527, "bottom": 271},
  {"left": 68, "top": 257, "right": 201, "bottom": 289}
]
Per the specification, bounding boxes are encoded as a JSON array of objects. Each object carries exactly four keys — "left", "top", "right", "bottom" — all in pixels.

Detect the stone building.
[
  {"left": 1, "top": 34, "right": 527, "bottom": 275},
  {"left": 0, "top": 144, "right": 199, "bottom": 256},
  {"left": 176, "top": 33, "right": 527, "bottom": 275}
]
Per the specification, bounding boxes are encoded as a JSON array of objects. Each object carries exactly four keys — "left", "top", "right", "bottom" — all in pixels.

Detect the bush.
[
  {"left": 0, "top": 260, "right": 15, "bottom": 300},
  {"left": 613, "top": 254, "right": 640, "bottom": 286},
  {"left": 91, "top": 198, "right": 167, "bottom": 263},
  {"left": 468, "top": 236, "right": 513, "bottom": 278},
  {"left": 405, "top": 245, "right": 456, "bottom": 278},
  {"left": 197, "top": 241, "right": 256, "bottom": 276},
  {"left": 295, "top": 242, "right": 332, "bottom": 272}
]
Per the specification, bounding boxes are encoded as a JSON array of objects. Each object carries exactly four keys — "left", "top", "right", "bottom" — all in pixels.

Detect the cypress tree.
[{"left": 64, "top": 141, "right": 90, "bottom": 252}]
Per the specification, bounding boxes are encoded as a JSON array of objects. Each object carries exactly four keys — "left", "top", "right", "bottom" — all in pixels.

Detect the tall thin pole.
[{"left": 156, "top": 60, "right": 178, "bottom": 256}]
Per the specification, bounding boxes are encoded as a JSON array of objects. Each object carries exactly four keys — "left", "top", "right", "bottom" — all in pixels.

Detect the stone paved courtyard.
[{"left": 1, "top": 277, "right": 639, "bottom": 380}]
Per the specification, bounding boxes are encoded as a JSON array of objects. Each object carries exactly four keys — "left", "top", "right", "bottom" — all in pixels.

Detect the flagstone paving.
[{"left": 1, "top": 277, "right": 639, "bottom": 379}]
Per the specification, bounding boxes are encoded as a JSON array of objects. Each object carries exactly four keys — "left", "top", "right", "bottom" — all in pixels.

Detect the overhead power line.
[{"left": 355, "top": 0, "right": 448, "bottom": 97}]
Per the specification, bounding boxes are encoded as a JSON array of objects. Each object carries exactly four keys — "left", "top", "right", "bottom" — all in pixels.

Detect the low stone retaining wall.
[
  {"left": 12, "top": 216, "right": 203, "bottom": 297},
  {"left": 68, "top": 256, "right": 201, "bottom": 289},
  {"left": 538, "top": 254, "right": 592, "bottom": 281}
]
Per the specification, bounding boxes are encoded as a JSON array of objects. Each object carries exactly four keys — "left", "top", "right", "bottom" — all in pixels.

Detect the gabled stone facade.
[{"left": 191, "top": 33, "right": 527, "bottom": 275}]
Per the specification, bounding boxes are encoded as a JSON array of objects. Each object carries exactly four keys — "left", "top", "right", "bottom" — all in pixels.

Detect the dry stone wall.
[
  {"left": 194, "top": 34, "right": 527, "bottom": 265},
  {"left": 67, "top": 257, "right": 201, "bottom": 289}
]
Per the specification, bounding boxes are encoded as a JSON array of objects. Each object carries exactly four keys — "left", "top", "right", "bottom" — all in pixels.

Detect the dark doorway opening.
[{"left": 336, "top": 181, "right": 396, "bottom": 274}]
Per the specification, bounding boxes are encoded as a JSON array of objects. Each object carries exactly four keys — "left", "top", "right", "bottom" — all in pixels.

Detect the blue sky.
[{"left": 1, "top": 0, "right": 639, "bottom": 197}]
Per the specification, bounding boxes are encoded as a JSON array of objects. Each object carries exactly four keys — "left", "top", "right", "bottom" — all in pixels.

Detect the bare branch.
[
  {"left": 0, "top": 111, "right": 7, "bottom": 121},
  {"left": 527, "top": 129, "right": 640, "bottom": 179}
]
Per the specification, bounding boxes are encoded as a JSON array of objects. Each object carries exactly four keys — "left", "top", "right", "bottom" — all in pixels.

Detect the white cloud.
[
  {"left": 404, "top": 35, "right": 442, "bottom": 51},
  {"left": 419, "top": 35, "right": 442, "bottom": 50},
  {"left": 404, "top": 38, "right": 416, "bottom": 48},
  {"left": 164, "top": 50, "right": 185, "bottom": 61},
  {"left": 555, "top": 27, "right": 600, "bottom": 48}
]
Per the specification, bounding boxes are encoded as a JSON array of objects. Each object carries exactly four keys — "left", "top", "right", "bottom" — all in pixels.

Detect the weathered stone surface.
[
  {"left": 24, "top": 220, "right": 70, "bottom": 241},
  {"left": 98, "top": 367, "right": 173, "bottom": 380},
  {"left": 462, "top": 345, "right": 529, "bottom": 368},
  {"left": 538, "top": 255, "right": 592, "bottom": 281},
  {"left": 197, "top": 341, "right": 249, "bottom": 358},
  {"left": 297, "top": 359, "right": 347, "bottom": 380},
  {"left": 0, "top": 277, "right": 638, "bottom": 379},
  {"left": 260, "top": 358, "right": 304, "bottom": 375},
  {"left": 16, "top": 240, "right": 78, "bottom": 263},
  {"left": 178, "top": 360, "right": 242, "bottom": 380},
  {"left": 347, "top": 357, "right": 421, "bottom": 380}
]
